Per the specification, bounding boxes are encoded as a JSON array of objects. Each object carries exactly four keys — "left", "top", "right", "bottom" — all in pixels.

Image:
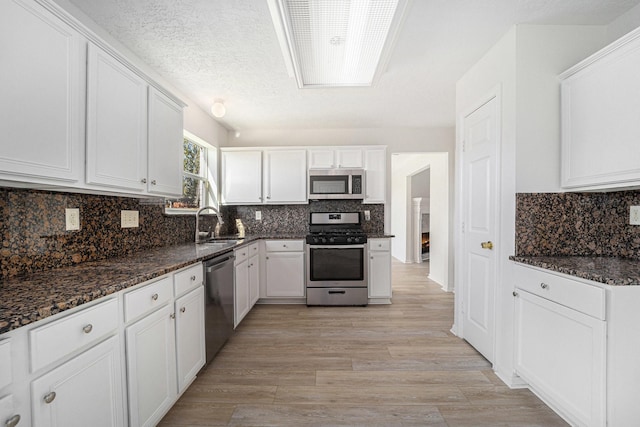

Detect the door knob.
[{"left": 480, "top": 241, "right": 494, "bottom": 250}]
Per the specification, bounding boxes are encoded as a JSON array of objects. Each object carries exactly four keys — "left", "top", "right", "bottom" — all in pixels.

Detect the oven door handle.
[{"left": 307, "top": 244, "right": 366, "bottom": 249}]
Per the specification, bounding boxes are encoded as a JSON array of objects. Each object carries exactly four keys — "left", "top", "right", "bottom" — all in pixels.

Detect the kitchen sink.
[{"left": 197, "top": 239, "right": 239, "bottom": 250}]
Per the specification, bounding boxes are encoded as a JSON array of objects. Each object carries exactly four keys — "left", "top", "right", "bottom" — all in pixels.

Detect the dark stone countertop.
[
  {"left": 510, "top": 256, "right": 640, "bottom": 287},
  {"left": 0, "top": 234, "right": 307, "bottom": 335}
]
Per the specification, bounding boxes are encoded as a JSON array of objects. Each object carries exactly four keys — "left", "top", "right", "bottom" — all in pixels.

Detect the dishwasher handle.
[{"left": 205, "top": 255, "right": 235, "bottom": 273}]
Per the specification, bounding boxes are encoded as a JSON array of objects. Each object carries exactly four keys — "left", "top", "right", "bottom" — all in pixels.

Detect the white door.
[
  {"left": 221, "top": 151, "right": 263, "bottom": 204},
  {"left": 461, "top": 97, "right": 498, "bottom": 362},
  {"left": 175, "top": 286, "right": 205, "bottom": 393},
  {"left": 263, "top": 150, "right": 307, "bottom": 203}
]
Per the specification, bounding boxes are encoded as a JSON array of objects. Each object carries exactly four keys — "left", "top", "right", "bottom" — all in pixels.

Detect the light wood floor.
[{"left": 159, "top": 260, "right": 567, "bottom": 426}]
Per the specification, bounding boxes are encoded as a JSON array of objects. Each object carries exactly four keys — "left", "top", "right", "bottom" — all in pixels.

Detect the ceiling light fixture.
[
  {"left": 267, "top": 0, "right": 409, "bottom": 88},
  {"left": 211, "top": 100, "right": 226, "bottom": 118}
]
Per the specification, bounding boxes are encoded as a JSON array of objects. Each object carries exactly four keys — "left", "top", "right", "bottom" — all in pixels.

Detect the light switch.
[
  {"left": 256, "top": 211, "right": 262, "bottom": 221},
  {"left": 630, "top": 206, "right": 640, "bottom": 225},
  {"left": 364, "top": 210, "right": 371, "bottom": 221},
  {"left": 65, "top": 208, "right": 80, "bottom": 231}
]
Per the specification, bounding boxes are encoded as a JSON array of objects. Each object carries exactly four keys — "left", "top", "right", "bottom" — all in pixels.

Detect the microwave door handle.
[{"left": 348, "top": 175, "right": 352, "bottom": 195}]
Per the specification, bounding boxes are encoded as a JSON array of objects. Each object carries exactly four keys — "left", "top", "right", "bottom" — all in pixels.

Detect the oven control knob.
[
  {"left": 329, "top": 237, "right": 335, "bottom": 243},
  {"left": 347, "top": 237, "right": 353, "bottom": 243}
]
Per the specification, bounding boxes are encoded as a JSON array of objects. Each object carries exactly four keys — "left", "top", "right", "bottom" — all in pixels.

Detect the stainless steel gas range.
[{"left": 305, "top": 212, "right": 368, "bottom": 306}]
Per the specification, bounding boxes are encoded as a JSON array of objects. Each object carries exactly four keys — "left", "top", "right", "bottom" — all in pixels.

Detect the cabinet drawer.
[
  {"left": 124, "top": 276, "right": 173, "bottom": 323},
  {"left": 369, "top": 239, "right": 390, "bottom": 251},
  {"left": 174, "top": 263, "right": 203, "bottom": 297},
  {"left": 235, "top": 246, "right": 249, "bottom": 264},
  {"left": 0, "top": 339, "right": 11, "bottom": 389},
  {"left": 514, "top": 265, "right": 605, "bottom": 320},
  {"left": 265, "top": 240, "right": 303, "bottom": 252},
  {"left": 30, "top": 298, "right": 118, "bottom": 372}
]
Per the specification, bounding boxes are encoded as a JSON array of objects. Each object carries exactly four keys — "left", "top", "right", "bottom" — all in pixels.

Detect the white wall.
[
  {"left": 411, "top": 169, "right": 431, "bottom": 198},
  {"left": 391, "top": 153, "right": 449, "bottom": 289},
  {"left": 607, "top": 2, "right": 640, "bottom": 42},
  {"left": 455, "top": 24, "right": 606, "bottom": 386},
  {"left": 515, "top": 25, "right": 606, "bottom": 193}
]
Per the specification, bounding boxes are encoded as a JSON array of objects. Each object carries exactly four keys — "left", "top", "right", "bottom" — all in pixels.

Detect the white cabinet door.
[
  {"left": 265, "top": 252, "right": 305, "bottom": 297},
  {"left": 175, "top": 286, "right": 205, "bottom": 394},
  {"left": 515, "top": 289, "right": 606, "bottom": 427},
  {"left": 86, "top": 43, "right": 147, "bottom": 192},
  {"left": 308, "top": 149, "right": 335, "bottom": 168},
  {"left": 147, "top": 87, "right": 183, "bottom": 197},
  {"left": 368, "top": 240, "right": 391, "bottom": 299},
  {"left": 0, "top": 395, "right": 20, "bottom": 427},
  {"left": 560, "top": 29, "right": 640, "bottom": 190},
  {"left": 31, "top": 336, "right": 125, "bottom": 427},
  {"left": 363, "top": 148, "right": 386, "bottom": 203},
  {"left": 263, "top": 150, "right": 307, "bottom": 203},
  {"left": 234, "top": 258, "right": 251, "bottom": 328},
  {"left": 126, "top": 304, "right": 177, "bottom": 427},
  {"left": 221, "top": 151, "right": 262, "bottom": 204},
  {"left": 336, "top": 148, "right": 363, "bottom": 168},
  {"left": 249, "top": 253, "right": 260, "bottom": 307},
  {"left": 0, "top": 0, "right": 82, "bottom": 183}
]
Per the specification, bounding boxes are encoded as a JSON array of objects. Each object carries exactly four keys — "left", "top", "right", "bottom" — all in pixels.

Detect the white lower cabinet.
[
  {"left": 0, "top": 395, "right": 19, "bottom": 427},
  {"left": 31, "top": 336, "right": 125, "bottom": 427},
  {"left": 174, "top": 286, "right": 205, "bottom": 394},
  {"left": 234, "top": 248, "right": 251, "bottom": 328},
  {"left": 249, "top": 248, "right": 260, "bottom": 307},
  {"left": 513, "top": 263, "right": 640, "bottom": 427},
  {"left": 125, "top": 304, "right": 177, "bottom": 427},
  {"left": 264, "top": 240, "right": 305, "bottom": 298},
  {"left": 368, "top": 238, "right": 392, "bottom": 302}
]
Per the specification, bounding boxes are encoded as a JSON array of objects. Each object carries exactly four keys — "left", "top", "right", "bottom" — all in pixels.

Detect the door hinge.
[
  {"left": 462, "top": 140, "right": 466, "bottom": 152},
  {"left": 461, "top": 222, "right": 465, "bottom": 233}
]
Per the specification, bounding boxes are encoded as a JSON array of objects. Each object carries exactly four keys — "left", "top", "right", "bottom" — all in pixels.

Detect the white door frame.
[{"left": 452, "top": 86, "right": 502, "bottom": 363}]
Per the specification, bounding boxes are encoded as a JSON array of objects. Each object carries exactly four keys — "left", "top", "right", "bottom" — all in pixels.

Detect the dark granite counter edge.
[
  {"left": 510, "top": 256, "right": 640, "bottom": 287},
  {"left": 0, "top": 234, "right": 306, "bottom": 335}
]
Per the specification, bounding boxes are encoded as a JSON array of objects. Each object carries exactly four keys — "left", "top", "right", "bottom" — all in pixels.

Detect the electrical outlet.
[
  {"left": 255, "top": 210, "right": 262, "bottom": 221},
  {"left": 631, "top": 206, "right": 640, "bottom": 225},
  {"left": 364, "top": 210, "right": 371, "bottom": 221},
  {"left": 121, "top": 210, "right": 139, "bottom": 228},
  {"left": 65, "top": 208, "right": 80, "bottom": 231}
]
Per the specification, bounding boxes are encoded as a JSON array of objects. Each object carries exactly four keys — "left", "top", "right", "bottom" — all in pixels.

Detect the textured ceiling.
[{"left": 68, "top": 0, "right": 640, "bottom": 131}]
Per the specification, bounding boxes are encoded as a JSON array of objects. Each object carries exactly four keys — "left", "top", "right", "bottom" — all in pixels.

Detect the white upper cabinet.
[
  {"left": 363, "top": 147, "right": 386, "bottom": 203},
  {"left": 308, "top": 148, "right": 364, "bottom": 169},
  {"left": 560, "top": 28, "right": 640, "bottom": 190},
  {"left": 221, "top": 150, "right": 263, "bottom": 204},
  {"left": 263, "top": 150, "right": 307, "bottom": 204},
  {"left": 0, "top": 0, "right": 83, "bottom": 183},
  {"left": 147, "top": 88, "right": 183, "bottom": 197},
  {"left": 86, "top": 42, "right": 148, "bottom": 192}
]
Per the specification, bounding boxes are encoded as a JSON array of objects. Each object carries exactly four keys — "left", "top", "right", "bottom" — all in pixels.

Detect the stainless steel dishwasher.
[{"left": 204, "top": 253, "right": 235, "bottom": 364}]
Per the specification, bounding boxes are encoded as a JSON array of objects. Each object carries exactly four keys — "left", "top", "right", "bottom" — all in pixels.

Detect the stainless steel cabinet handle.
[
  {"left": 512, "top": 291, "right": 518, "bottom": 297},
  {"left": 540, "top": 283, "right": 549, "bottom": 289},
  {"left": 141, "top": 178, "right": 147, "bottom": 184},
  {"left": 43, "top": 392, "right": 56, "bottom": 404},
  {"left": 6, "top": 414, "right": 21, "bottom": 427},
  {"left": 152, "top": 293, "right": 159, "bottom": 301},
  {"left": 151, "top": 180, "right": 157, "bottom": 185},
  {"left": 283, "top": 244, "right": 287, "bottom": 248},
  {"left": 265, "top": 256, "right": 269, "bottom": 260},
  {"left": 180, "top": 307, "right": 186, "bottom": 313},
  {"left": 266, "top": 196, "right": 271, "bottom": 199},
  {"left": 190, "top": 275, "right": 196, "bottom": 281},
  {"left": 170, "top": 313, "right": 176, "bottom": 319},
  {"left": 83, "top": 324, "right": 93, "bottom": 334},
  {"left": 370, "top": 256, "right": 374, "bottom": 259}
]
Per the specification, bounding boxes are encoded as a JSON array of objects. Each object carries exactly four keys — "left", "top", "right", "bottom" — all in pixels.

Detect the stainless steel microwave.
[{"left": 308, "top": 169, "right": 365, "bottom": 200}]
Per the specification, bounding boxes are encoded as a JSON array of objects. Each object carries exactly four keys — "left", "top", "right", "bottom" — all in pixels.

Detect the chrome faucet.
[{"left": 195, "top": 206, "right": 224, "bottom": 243}]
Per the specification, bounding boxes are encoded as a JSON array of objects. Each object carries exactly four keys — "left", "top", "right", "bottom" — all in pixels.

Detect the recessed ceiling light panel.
[{"left": 268, "top": 0, "right": 408, "bottom": 88}]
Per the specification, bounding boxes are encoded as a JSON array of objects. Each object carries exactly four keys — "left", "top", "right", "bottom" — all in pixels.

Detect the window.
[{"left": 165, "top": 131, "right": 218, "bottom": 214}]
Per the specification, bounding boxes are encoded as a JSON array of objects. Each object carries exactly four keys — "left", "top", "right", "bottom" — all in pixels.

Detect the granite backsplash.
[
  {"left": 0, "top": 188, "right": 383, "bottom": 279},
  {"left": 515, "top": 191, "right": 640, "bottom": 259}
]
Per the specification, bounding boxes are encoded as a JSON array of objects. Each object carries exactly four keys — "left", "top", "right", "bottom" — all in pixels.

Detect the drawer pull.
[
  {"left": 170, "top": 313, "right": 176, "bottom": 319},
  {"left": 283, "top": 244, "right": 287, "bottom": 248},
  {"left": 82, "top": 324, "right": 93, "bottom": 334},
  {"left": 540, "top": 283, "right": 549, "bottom": 290},
  {"left": 43, "top": 392, "right": 56, "bottom": 404},
  {"left": 180, "top": 307, "right": 186, "bottom": 313},
  {"left": 151, "top": 293, "right": 159, "bottom": 301},
  {"left": 6, "top": 414, "right": 20, "bottom": 427},
  {"left": 190, "top": 275, "right": 196, "bottom": 281},
  {"left": 328, "top": 290, "right": 346, "bottom": 295},
  {"left": 370, "top": 256, "right": 374, "bottom": 259},
  {"left": 140, "top": 178, "right": 147, "bottom": 184},
  {"left": 512, "top": 291, "right": 518, "bottom": 297},
  {"left": 151, "top": 179, "right": 157, "bottom": 185}
]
